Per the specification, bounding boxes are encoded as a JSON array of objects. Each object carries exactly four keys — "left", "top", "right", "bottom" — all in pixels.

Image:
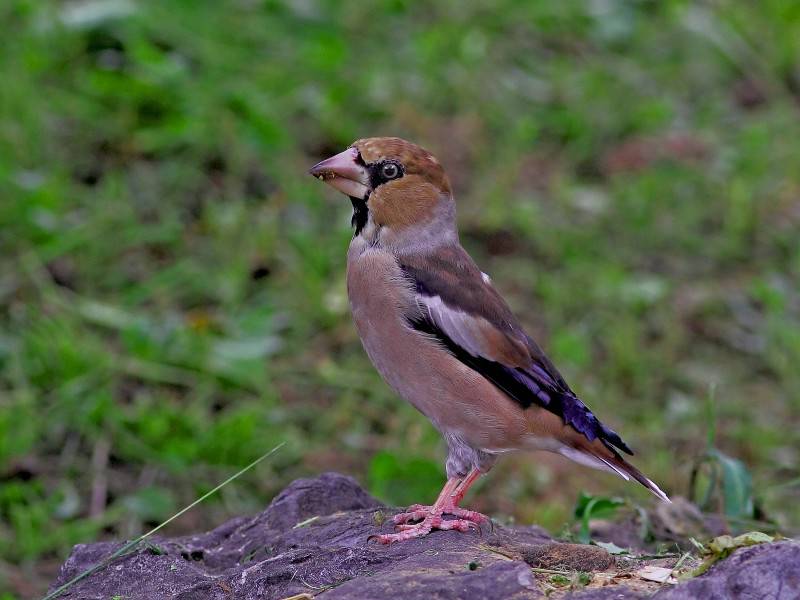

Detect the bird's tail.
[
  {"left": 605, "top": 452, "right": 670, "bottom": 502},
  {"left": 559, "top": 445, "right": 671, "bottom": 503}
]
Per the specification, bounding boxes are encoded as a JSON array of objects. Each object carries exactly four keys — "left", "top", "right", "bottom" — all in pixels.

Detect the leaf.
[
  {"left": 574, "top": 492, "right": 625, "bottom": 519},
  {"left": 691, "top": 447, "right": 755, "bottom": 522},
  {"left": 637, "top": 565, "right": 677, "bottom": 584},
  {"left": 708, "top": 531, "right": 775, "bottom": 556},
  {"left": 573, "top": 492, "right": 625, "bottom": 543},
  {"left": 594, "top": 541, "right": 629, "bottom": 555},
  {"left": 692, "top": 531, "right": 775, "bottom": 576},
  {"left": 707, "top": 531, "right": 773, "bottom": 556},
  {"left": 708, "top": 449, "right": 754, "bottom": 519}
]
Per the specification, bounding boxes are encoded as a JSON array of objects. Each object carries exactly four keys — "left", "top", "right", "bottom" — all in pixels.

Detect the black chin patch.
[{"left": 349, "top": 195, "right": 368, "bottom": 236}]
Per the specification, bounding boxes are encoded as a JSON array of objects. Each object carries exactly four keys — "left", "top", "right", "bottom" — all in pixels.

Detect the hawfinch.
[{"left": 309, "top": 137, "right": 669, "bottom": 543}]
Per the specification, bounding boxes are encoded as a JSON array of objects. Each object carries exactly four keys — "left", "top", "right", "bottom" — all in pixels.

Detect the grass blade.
[{"left": 42, "top": 442, "right": 285, "bottom": 600}]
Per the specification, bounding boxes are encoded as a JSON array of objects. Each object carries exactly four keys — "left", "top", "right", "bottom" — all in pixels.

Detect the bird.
[{"left": 309, "top": 137, "right": 670, "bottom": 544}]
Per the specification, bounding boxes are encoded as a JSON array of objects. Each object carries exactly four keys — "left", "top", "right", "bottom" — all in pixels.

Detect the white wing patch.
[
  {"left": 558, "top": 446, "right": 630, "bottom": 480},
  {"left": 417, "top": 294, "right": 492, "bottom": 359}
]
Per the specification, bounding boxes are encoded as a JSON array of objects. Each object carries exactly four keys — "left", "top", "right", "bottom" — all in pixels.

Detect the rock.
[
  {"left": 651, "top": 541, "right": 800, "bottom": 600},
  {"left": 588, "top": 497, "right": 729, "bottom": 554},
  {"left": 49, "top": 473, "right": 799, "bottom": 600}
]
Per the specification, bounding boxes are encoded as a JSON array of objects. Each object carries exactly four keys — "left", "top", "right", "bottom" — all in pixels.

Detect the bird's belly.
[{"left": 346, "top": 246, "right": 529, "bottom": 451}]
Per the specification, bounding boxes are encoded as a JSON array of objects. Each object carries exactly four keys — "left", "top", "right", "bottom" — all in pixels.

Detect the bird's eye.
[{"left": 381, "top": 162, "right": 400, "bottom": 179}]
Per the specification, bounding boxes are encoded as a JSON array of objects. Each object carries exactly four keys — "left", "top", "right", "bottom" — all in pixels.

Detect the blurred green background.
[{"left": 2, "top": 0, "right": 800, "bottom": 596}]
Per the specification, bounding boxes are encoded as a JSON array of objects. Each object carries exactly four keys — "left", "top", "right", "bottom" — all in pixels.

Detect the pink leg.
[{"left": 374, "top": 468, "right": 489, "bottom": 544}]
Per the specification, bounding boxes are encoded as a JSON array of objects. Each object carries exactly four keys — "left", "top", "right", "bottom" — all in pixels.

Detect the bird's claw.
[
  {"left": 392, "top": 508, "right": 429, "bottom": 525},
  {"left": 375, "top": 505, "right": 490, "bottom": 544},
  {"left": 392, "top": 504, "right": 489, "bottom": 526},
  {"left": 409, "top": 517, "right": 479, "bottom": 533}
]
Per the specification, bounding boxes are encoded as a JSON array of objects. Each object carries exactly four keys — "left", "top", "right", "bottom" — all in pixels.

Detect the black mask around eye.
[{"left": 369, "top": 160, "right": 404, "bottom": 188}]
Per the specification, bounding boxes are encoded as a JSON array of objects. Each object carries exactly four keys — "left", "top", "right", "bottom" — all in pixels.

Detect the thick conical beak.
[{"left": 308, "top": 147, "right": 371, "bottom": 200}]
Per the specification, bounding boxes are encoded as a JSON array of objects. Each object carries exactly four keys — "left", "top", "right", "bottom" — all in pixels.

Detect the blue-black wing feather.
[{"left": 399, "top": 247, "right": 633, "bottom": 456}]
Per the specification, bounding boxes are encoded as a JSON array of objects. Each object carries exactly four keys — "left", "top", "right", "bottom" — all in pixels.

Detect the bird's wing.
[{"left": 398, "top": 245, "right": 632, "bottom": 456}]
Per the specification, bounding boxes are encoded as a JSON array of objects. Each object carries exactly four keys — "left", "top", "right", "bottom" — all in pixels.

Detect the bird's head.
[{"left": 309, "top": 137, "right": 453, "bottom": 236}]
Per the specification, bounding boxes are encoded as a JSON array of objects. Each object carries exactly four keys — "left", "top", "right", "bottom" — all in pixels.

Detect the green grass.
[{"left": 2, "top": 1, "right": 800, "bottom": 596}]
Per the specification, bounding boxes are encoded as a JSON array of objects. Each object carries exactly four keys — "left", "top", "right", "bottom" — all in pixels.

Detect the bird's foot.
[
  {"left": 392, "top": 504, "right": 488, "bottom": 526},
  {"left": 371, "top": 505, "right": 489, "bottom": 544}
]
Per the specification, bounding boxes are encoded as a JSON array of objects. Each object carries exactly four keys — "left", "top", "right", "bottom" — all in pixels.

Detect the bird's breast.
[
  {"left": 345, "top": 244, "right": 422, "bottom": 391},
  {"left": 345, "top": 241, "right": 529, "bottom": 451}
]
